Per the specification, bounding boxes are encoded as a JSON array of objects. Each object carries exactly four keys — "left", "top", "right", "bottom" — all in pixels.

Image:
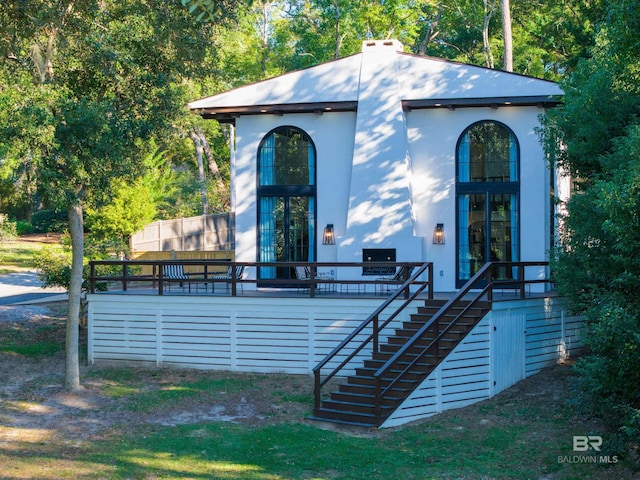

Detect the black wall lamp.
[
  {"left": 322, "top": 224, "right": 335, "bottom": 245},
  {"left": 432, "top": 223, "right": 445, "bottom": 244}
]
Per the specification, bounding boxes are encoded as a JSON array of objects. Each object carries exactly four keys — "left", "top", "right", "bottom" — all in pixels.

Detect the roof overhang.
[
  {"left": 191, "top": 101, "right": 359, "bottom": 124},
  {"left": 402, "top": 95, "right": 562, "bottom": 111}
]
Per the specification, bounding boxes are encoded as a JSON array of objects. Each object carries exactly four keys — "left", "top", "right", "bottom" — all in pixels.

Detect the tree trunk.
[
  {"left": 418, "top": 5, "right": 444, "bottom": 56},
  {"left": 260, "top": 2, "right": 270, "bottom": 74},
  {"left": 190, "top": 127, "right": 209, "bottom": 215},
  {"left": 334, "top": 5, "right": 342, "bottom": 60},
  {"left": 501, "top": 0, "right": 513, "bottom": 72},
  {"left": 202, "top": 130, "right": 227, "bottom": 211},
  {"left": 483, "top": 0, "right": 496, "bottom": 69},
  {"left": 65, "top": 201, "right": 84, "bottom": 391}
]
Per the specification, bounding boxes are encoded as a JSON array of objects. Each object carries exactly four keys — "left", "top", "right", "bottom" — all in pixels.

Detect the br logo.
[{"left": 573, "top": 435, "right": 602, "bottom": 452}]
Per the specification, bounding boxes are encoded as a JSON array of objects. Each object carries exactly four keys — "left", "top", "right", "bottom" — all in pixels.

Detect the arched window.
[
  {"left": 259, "top": 126, "right": 315, "bottom": 186},
  {"left": 257, "top": 127, "right": 316, "bottom": 282},
  {"left": 456, "top": 121, "right": 519, "bottom": 286}
]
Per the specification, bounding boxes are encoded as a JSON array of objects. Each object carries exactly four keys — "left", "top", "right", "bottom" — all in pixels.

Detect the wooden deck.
[{"left": 86, "top": 260, "right": 581, "bottom": 428}]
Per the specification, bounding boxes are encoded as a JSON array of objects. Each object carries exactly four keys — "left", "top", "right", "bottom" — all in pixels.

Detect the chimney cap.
[{"left": 361, "top": 39, "right": 404, "bottom": 53}]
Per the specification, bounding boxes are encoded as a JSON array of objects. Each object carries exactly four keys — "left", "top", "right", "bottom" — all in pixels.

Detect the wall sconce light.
[
  {"left": 322, "top": 224, "right": 335, "bottom": 245},
  {"left": 432, "top": 223, "right": 445, "bottom": 245}
]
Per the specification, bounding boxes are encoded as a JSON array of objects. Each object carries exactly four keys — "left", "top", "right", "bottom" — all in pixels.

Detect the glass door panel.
[
  {"left": 259, "top": 195, "right": 314, "bottom": 282},
  {"left": 458, "top": 193, "right": 518, "bottom": 285},
  {"left": 259, "top": 196, "right": 283, "bottom": 280},
  {"left": 488, "top": 193, "right": 517, "bottom": 281},
  {"left": 458, "top": 194, "right": 486, "bottom": 281}
]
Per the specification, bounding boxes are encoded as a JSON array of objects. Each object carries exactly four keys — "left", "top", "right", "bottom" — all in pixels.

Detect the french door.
[
  {"left": 457, "top": 192, "right": 518, "bottom": 287},
  {"left": 258, "top": 195, "right": 315, "bottom": 282}
]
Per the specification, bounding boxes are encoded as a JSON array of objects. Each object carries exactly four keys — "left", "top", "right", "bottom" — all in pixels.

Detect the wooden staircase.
[{"left": 309, "top": 298, "right": 490, "bottom": 427}]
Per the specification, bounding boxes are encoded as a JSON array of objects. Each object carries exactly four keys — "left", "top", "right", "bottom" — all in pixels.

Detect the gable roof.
[{"left": 189, "top": 40, "right": 563, "bottom": 123}]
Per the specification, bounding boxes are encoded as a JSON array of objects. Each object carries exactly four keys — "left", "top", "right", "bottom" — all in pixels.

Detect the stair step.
[
  {"left": 312, "top": 407, "right": 380, "bottom": 425},
  {"left": 415, "top": 305, "right": 489, "bottom": 317},
  {"left": 386, "top": 333, "right": 461, "bottom": 345},
  {"left": 329, "top": 390, "right": 376, "bottom": 403},
  {"left": 313, "top": 298, "right": 490, "bottom": 429},
  {"left": 338, "top": 383, "right": 375, "bottom": 395},
  {"left": 346, "top": 374, "right": 416, "bottom": 389},
  {"left": 306, "top": 415, "right": 379, "bottom": 429},
  {"left": 336, "top": 379, "right": 412, "bottom": 391},
  {"left": 376, "top": 344, "right": 453, "bottom": 358},
  {"left": 370, "top": 351, "right": 442, "bottom": 365},
  {"left": 355, "top": 366, "right": 432, "bottom": 382},
  {"left": 322, "top": 399, "right": 379, "bottom": 415},
  {"left": 395, "top": 325, "right": 472, "bottom": 337},
  {"left": 363, "top": 357, "right": 437, "bottom": 371}
]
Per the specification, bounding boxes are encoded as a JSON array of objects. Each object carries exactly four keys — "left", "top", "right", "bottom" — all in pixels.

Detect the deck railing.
[
  {"left": 87, "top": 260, "right": 433, "bottom": 299},
  {"left": 370, "top": 260, "right": 550, "bottom": 422},
  {"left": 312, "top": 262, "right": 433, "bottom": 409}
]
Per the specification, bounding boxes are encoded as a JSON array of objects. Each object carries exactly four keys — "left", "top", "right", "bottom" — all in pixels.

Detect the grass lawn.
[
  {"left": 0, "top": 234, "right": 62, "bottom": 274},
  {"left": 0, "top": 306, "right": 637, "bottom": 480}
]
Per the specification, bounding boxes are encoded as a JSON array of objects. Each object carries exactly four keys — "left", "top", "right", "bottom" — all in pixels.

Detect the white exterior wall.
[
  {"left": 233, "top": 112, "right": 357, "bottom": 285},
  {"left": 193, "top": 42, "right": 562, "bottom": 292},
  {"left": 406, "top": 106, "right": 551, "bottom": 291},
  {"left": 233, "top": 104, "right": 551, "bottom": 291}
]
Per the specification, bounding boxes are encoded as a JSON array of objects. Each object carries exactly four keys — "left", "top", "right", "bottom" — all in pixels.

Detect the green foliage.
[
  {"left": 32, "top": 245, "right": 74, "bottom": 290},
  {"left": 0, "top": 213, "right": 17, "bottom": 241},
  {"left": 30, "top": 209, "right": 68, "bottom": 233},
  {"left": 181, "top": 0, "right": 250, "bottom": 23},
  {"left": 543, "top": 0, "right": 640, "bottom": 451},
  {"left": 86, "top": 179, "right": 157, "bottom": 256},
  {"left": 32, "top": 243, "right": 112, "bottom": 292},
  {"left": 15, "top": 220, "right": 34, "bottom": 235}
]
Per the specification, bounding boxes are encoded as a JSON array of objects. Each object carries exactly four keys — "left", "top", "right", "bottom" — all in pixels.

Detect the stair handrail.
[
  {"left": 372, "top": 261, "right": 549, "bottom": 421},
  {"left": 312, "top": 262, "right": 433, "bottom": 410}
]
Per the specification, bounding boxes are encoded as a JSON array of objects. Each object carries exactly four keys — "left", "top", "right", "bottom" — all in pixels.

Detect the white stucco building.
[
  {"left": 85, "top": 45, "right": 580, "bottom": 428},
  {"left": 190, "top": 39, "right": 564, "bottom": 292}
]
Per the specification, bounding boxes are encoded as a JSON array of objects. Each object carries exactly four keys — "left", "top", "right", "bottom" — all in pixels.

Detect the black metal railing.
[
  {"left": 87, "top": 260, "right": 433, "bottom": 299},
  {"left": 312, "top": 262, "right": 433, "bottom": 410},
  {"left": 370, "top": 261, "right": 550, "bottom": 422}
]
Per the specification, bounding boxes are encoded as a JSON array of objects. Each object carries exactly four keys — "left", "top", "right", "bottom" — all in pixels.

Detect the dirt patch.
[
  {"left": 17, "top": 233, "right": 62, "bottom": 244},
  {"left": 0, "top": 304, "right": 313, "bottom": 447}
]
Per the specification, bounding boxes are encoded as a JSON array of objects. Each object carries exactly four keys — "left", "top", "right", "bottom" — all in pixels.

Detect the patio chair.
[
  {"left": 294, "top": 266, "right": 336, "bottom": 293},
  {"left": 294, "top": 266, "right": 311, "bottom": 292},
  {"left": 163, "top": 264, "right": 191, "bottom": 292},
  {"left": 375, "top": 266, "right": 413, "bottom": 295},
  {"left": 211, "top": 265, "right": 244, "bottom": 293}
]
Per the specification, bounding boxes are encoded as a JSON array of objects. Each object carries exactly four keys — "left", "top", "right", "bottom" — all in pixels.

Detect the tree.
[
  {"left": 181, "top": 0, "right": 251, "bottom": 22},
  {"left": 541, "top": 0, "right": 640, "bottom": 449},
  {"left": 0, "top": 0, "right": 226, "bottom": 390},
  {"left": 86, "top": 179, "right": 157, "bottom": 257},
  {"left": 482, "top": 0, "right": 497, "bottom": 68}
]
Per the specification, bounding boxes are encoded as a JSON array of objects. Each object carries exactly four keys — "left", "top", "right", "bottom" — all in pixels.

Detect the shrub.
[
  {"left": 15, "top": 220, "right": 35, "bottom": 235},
  {"left": 31, "top": 209, "right": 68, "bottom": 233},
  {"left": 32, "top": 245, "right": 110, "bottom": 292},
  {"left": 32, "top": 246, "right": 72, "bottom": 290},
  {"left": 0, "top": 214, "right": 17, "bottom": 241}
]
